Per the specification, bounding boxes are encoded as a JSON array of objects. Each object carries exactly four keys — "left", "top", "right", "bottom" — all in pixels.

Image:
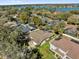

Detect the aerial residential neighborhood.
[{"left": 0, "top": 0, "right": 79, "bottom": 59}]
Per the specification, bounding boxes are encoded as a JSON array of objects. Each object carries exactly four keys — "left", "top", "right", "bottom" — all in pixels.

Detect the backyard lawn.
[{"left": 38, "top": 42, "right": 56, "bottom": 59}]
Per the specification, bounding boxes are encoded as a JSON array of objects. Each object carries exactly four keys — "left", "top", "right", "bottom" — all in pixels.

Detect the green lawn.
[{"left": 38, "top": 42, "right": 56, "bottom": 59}]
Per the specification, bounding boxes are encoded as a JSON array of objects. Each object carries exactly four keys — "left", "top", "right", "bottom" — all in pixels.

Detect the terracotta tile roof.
[
  {"left": 51, "top": 36, "right": 79, "bottom": 59},
  {"left": 29, "top": 30, "right": 52, "bottom": 45},
  {"left": 55, "top": 49, "right": 65, "bottom": 57},
  {"left": 65, "top": 24, "right": 78, "bottom": 30},
  {"left": 53, "top": 11, "right": 63, "bottom": 15}
]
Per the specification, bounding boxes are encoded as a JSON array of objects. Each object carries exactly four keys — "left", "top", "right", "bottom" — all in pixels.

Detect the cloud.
[
  {"left": 0, "top": 0, "right": 79, "bottom": 5},
  {"left": 0, "top": 0, "right": 29, "bottom": 5}
]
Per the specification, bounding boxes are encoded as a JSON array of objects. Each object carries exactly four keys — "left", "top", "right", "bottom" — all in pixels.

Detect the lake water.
[
  {"left": 55, "top": 8, "right": 79, "bottom": 12},
  {"left": 17, "top": 5, "right": 79, "bottom": 12}
]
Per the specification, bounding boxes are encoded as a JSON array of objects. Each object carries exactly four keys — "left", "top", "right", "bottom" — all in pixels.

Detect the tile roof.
[
  {"left": 65, "top": 24, "right": 78, "bottom": 30},
  {"left": 51, "top": 36, "right": 79, "bottom": 59}
]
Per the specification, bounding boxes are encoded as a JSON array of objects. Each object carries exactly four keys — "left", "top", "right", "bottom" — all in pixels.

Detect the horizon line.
[{"left": 0, "top": 3, "right": 79, "bottom": 6}]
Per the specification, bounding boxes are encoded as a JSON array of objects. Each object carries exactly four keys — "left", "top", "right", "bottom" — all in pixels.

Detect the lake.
[
  {"left": 55, "top": 8, "right": 79, "bottom": 11},
  {"left": 17, "top": 5, "right": 79, "bottom": 12}
]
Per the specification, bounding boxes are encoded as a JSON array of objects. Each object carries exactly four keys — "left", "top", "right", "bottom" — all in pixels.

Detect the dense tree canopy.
[
  {"left": 0, "top": 19, "right": 42, "bottom": 59},
  {"left": 32, "top": 16, "right": 42, "bottom": 26},
  {"left": 67, "top": 15, "right": 79, "bottom": 25},
  {"left": 54, "top": 12, "right": 72, "bottom": 21},
  {"left": 19, "top": 12, "right": 29, "bottom": 23},
  {"left": 70, "top": 10, "right": 79, "bottom": 14}
]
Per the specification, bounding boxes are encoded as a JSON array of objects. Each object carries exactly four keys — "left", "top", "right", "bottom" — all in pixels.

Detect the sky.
[{"left": 0, "top": 0, "right": 79, "bottom": 5}]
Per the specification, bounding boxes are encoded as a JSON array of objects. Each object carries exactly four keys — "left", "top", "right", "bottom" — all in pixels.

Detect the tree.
[
  {"left": 70, "top": 10, "right": 79, "bottom": 14},
  {"left": 8, "top": 7, "right": 17, "bottom": 15},
  {"left": 55, "top": 12, "right": 72, "bottom": 21},
  {"left": 52, "top": 21, "right": 65, "bottom": 34},
  {"left": 0, "top": 19, "right": 42, "bottom": 59},
  {"left": 24, "top": 7, "right": 33, "bottom": 12},
  {"left": 19, "top": 12, "right": 29, "bottom": 23},
  {"left": 32, "top": 16, "right": 42, "bottom": 26},
  {"left": 67, "top": 15, "right": 79, "bottom": 25}
]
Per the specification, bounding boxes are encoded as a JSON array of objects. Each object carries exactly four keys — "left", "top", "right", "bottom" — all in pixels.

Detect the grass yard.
[{"left": 38, "top": 42, "right": 56, "bottom": 59}]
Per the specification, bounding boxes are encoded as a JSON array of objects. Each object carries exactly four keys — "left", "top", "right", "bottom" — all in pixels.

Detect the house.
[
  {"left": 49, "top": 36, "right": 79, "bottom": 59},
  {"left": 64, "top": 24, "right": 78, "bottom": 37},
  {"left": 29, "top": 24, "right": 37, "bottom": 31},
  {"left": 18, "top": 24, "right": 30, "bottom": 33},
  {"left": 48, "top": 20, "right": 65, "bottom": 27},
  {"left": 41, "top": 17, "right": 48, "bottom": 24},
  {"left": 29, "top": 30, "right": 52, "bottom": 47},
  {"left": 53, "top": 11, "right": 63, "bottom": 15}
]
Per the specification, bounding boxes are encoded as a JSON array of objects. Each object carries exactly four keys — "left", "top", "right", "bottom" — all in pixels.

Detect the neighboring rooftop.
[
  {"left": 64, "top": 24, "right": 79, "bottom": 37},
  {"left": 29, "top": 29, "right": 52, "bottom": 45},
  {"left": 64, "top": 24, "right": 78, "bottom": 29},
  {"left": 53, "top": 11, "right": 63, "bottom": 15},
  {"left": 50, "top": 36, "right": 79, "bottom": 59}
]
